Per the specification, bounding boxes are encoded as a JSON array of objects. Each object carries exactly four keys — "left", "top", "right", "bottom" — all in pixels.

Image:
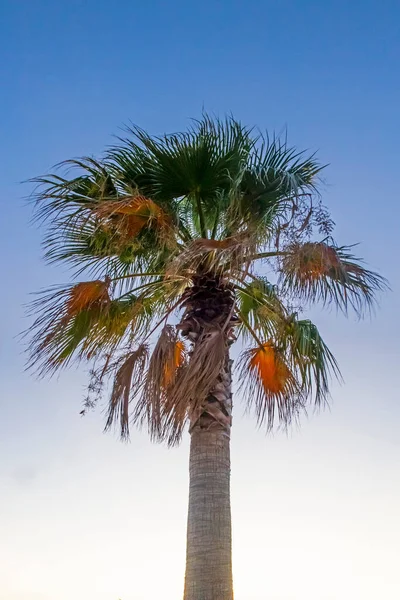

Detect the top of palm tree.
[{"left": 25, "top": 115, "right": 387, "bottom": 444}]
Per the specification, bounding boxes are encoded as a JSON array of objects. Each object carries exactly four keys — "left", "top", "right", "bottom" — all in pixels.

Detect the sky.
[{"left": 1, "top": 1, "right": 399, "bottom": 599}]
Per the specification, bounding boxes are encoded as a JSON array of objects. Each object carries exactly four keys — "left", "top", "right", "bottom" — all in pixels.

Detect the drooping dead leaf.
[
  {"left": 105, "top": 344, "right": 149, "bottom": 439},
  {"left": 134, "top": 326, "right": 187, "bottom": 445},
  {"left": 170, "top": 329, "right": 228, "bottom": 415}
]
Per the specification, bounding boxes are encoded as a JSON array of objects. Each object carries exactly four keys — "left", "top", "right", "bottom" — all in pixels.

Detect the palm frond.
[
  {"left": 93, "top": 194, "right": 177, "bottom": 249},
  {"left": 235, "top": 277, "right": 288, "bottom": 342},
  {"left": 135, "top": 326, "right": 187, "bottom": 445},
  {"left": 238, "top": 314, "right": 342, "bottom": 427},
  {"left": 169, "top": 329, "right": 228, "bottom": 418},
  {"left": 104, "top": 345, "right": 149, "bottom": 439},
  {"left": 25, "top": 278, "right": 176, "bottom": 376},
  {"left": 108, "top": 115, "right": 253, "bottom": 239},
  {"left": 26, "top": 281, "right": 111, "bottom": 374},
  {"left": 280, "top": 242, "right": 388, "bottom": 315},
  {"left": 249, "top": 133, "right": 324, "bottom": 193},
  {"left": 43, "top": 216, "right": 176, "bottom": 280},
  {"left": 239, "top": 343, "right": 303, "bottom": 430},
  {"left": 285, "top": 318, "right": 341, "bottom": 405},
  {"left": 30, "top": 158, "right": 118, "bottom": 223},
  {"left": 226, "top": 134, "right": 324, "bottom": 236}
]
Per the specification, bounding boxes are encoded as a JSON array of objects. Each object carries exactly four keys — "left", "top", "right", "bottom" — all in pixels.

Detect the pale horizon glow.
[{"left": 1, "top": 1, "right": 399, "bottom": 599}]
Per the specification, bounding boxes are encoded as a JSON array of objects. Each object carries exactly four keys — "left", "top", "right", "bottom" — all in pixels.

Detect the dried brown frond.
[
  {"left": 66, "top": 279, "right": 110, "bottom": 316},
  {"left": 282, "top": 242, "right": 341, "bottom": 282},
  {"left": 134, "top": 326, "right": 187, "bottom": 445},
  {"left": 239, "top": 342, "right": 304, "bottom": 430},
  {"left": 94, "top": 194, "right": 157, "bottom": 217},
  {"left": 280, "top": 242, "right": 387, "bottom": 314},
  {"left": 104, "top": 344, "right": 149, "bottom": 439},
  {"left": 169, "top": 329, "right": 228, "bottom": 420},
  {"left": 93, "top": 195, "right": 175, "bottom": 248}
]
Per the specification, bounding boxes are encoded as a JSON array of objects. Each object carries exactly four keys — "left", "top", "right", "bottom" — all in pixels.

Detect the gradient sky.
[{"left": 1, "top": 1, "right": 400, "bottom": 599}]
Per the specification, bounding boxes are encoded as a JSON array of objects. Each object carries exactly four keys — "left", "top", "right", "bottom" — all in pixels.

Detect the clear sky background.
[{"left": 1, "top": 1, "right": 399, "bottom": 599}]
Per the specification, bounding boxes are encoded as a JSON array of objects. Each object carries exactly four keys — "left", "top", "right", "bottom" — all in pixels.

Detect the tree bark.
[{"left": 183, "top": 358, "right": 233, "bottom": 600}]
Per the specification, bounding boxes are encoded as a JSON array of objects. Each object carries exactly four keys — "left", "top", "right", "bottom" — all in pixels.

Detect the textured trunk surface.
[
  {"left": 180, "top": 272, "right": 236, "bottom": 600},
  {"left": 183, "top": 428, "right": 233, "bottom": 600}
]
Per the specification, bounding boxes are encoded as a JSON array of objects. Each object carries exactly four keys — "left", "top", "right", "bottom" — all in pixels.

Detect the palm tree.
[{"left": 26, "top": 116, "right": 386, "bottom": 600}]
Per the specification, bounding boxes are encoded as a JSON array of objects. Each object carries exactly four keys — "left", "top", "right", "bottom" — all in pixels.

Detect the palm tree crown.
[{"left": 27, "top": 116, "right": 386, "bottom": 445}]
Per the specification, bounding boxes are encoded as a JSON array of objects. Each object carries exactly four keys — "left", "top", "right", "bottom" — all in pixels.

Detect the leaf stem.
[
  {"left": 195, "top": 192, "right": 207, "bottom": 238},
  {"left": 236, "top": 309, "right": 264, "bottom": 347},
  {"left": 110, "top": 272, "right": 164, "bottom": 282},
  {"left": 250, "top": 251, "right": 288, "bottom": 260},
  {"left": 210, "top": 205, "right": 220, "bottom": 239},
  {"left": 142, "top": 298, "right": 183, "bottom": 343}
]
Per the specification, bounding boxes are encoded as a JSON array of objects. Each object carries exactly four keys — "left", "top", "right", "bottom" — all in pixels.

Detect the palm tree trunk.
[{"left": 183, "top": 358, "right": 234, "bottom": 600}]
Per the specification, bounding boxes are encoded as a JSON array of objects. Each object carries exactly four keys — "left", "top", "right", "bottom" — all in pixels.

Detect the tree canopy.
[{"left": 26, "top": 115, "right": 387, "bottom": 444}]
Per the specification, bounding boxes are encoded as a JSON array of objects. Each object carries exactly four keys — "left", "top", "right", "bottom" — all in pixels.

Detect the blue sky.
[{"left": 1, "top": 1, "right": 399, "bottom": 599}]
